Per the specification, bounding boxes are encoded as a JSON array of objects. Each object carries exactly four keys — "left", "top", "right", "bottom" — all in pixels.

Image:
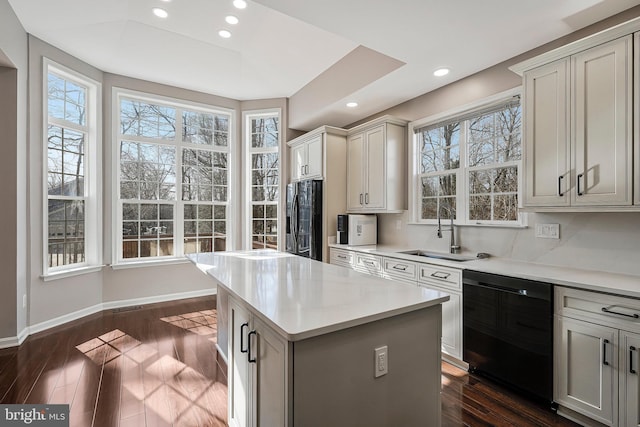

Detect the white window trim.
[
  {"left": 42, "top": 58, "right": 103, "bottom": 278},
  {"left": 242, "top": 108, "right": 282, "bottom": 250},
  {"left": 111, "top": 87, "right": 236, "bottom": 266},
  {"left": 408, "top": 87, "right": 527, "bottom": 228}
]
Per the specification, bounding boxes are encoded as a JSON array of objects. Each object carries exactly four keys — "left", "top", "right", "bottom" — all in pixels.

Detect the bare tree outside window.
[
  {"left": 117, "top": 95, "right": 230, "bottom": 261},
  {"left": 47, "top": 72, "right": 88, "bottom": 268},
  {"left": 248, "top": 114, "right": 280, "bottom": 249},
  {"left": 415, "top": 98, "right": 522, "bottom": 224}
]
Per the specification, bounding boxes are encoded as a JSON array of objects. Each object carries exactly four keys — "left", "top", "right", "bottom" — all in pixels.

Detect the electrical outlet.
[
  {"left": 374, "top": 346, "right": 388, "bottom": 378},
  {"left": 535, "top": 223, "right": 560, "bottom": 239}
]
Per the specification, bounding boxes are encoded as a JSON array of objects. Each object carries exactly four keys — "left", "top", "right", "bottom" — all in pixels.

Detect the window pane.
[
  {"left": 120, "top": 99, "right": 176, "bottom": 139},
  {"left": 469, "top": 170, "right": 492, "bottom": 195},
  {"left": 183, "top": 110, "right": 214, "bottom": 145},
  {"left": 494, "top": 166, "right": 518, "bottom": 193},
  {"left": 420, "top": 123, "right": 460, "bottom": 173},
  {"left": 469, "top": 195, "right": 492, "bottom": 221},
  {"left": 48, "top": 199, "right": 85, "bottom": 267},
  {"left": 48, "top": 72, "right": 87, "bottom": 126},
  {"left": 494, "top": 194, "right": 518, "bottom": 221}
]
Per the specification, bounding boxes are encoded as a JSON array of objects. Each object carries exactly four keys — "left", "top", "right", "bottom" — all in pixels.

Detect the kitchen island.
[{"left": 188, "top": 250, "right": 449, "bottom": 427}]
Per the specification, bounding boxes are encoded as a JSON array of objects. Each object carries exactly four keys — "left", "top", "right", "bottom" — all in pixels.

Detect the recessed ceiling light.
[
  {"left": 160, "top": 0, "right": 171, "bottom": 2},
  {"left": 433, "top": 68, "right": 450, "bottom": 77},
  {"left": 346, "top": 102, "right": 358, "bottom": 108},
  {"left": 152, "top": 7, "right": 168, "bottom": 18},
  {"left": 233, "top": 0, "right": 247, "bottom": 9},
  {"left": 219, "top": 29, "right": 232, "bottom": 38},
  {"left": 225, "top": 15, "right": 239, "bottom": 25}
]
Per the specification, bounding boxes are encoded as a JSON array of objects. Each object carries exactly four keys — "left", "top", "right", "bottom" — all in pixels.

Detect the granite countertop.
[
  {"left": 329, "top": 243, "right": 640, "bottom": 299},
  {"left": 187, "top": 250, "right": 449, "bottom": 341}
]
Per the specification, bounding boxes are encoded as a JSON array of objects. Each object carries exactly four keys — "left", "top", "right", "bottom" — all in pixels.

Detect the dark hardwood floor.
[{"left": 0, "top": 296, "right": 579, "bottom": 427}]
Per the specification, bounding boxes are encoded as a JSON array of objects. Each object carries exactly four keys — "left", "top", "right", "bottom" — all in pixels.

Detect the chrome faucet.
[{"left": 437, "top": 210, "right": 461, "bottom": 254}]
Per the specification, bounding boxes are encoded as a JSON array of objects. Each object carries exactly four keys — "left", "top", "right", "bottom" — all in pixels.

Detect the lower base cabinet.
[
  {"left": 555, "top": 287, "right": 640, "bottom": 427},
  {"left": 228, "top": 294, "right": 443, "bottom": 427},
  {"left": 229, "top": 297, "right": 288, "bottom": 427}
]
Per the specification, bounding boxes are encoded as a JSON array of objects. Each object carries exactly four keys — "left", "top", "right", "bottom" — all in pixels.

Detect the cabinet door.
[
  {"left": 364, "top": 125, "right": 385, "bottom": 209},
  {"left": 252, "top": 317, "right": 288, "bottom": 427},
  {"left": 621, "top": 331, "right": 640, "bottom": 427},
  {"left": 291, "top": 144, "right": 306, "bottom": 182},
  {"left": 555, "top": 316, "right": 617, "bottom": 426},
  {"left": 523, "top": 58, "right": 570, "bottom": 207},
  {"left": 419, "top": 281, "right": 462, "bottom": 360},
  {"left": 229, "top": 298, "right": 252, "bottom": 427},
  {"left": 346, "top": 133, "right": 365, "bottom": 210},
  {"left": 306, "top": 136, "right": 323, "bottom": 179},
  {"left": 572, "top": 35, "right": 632, "bottom": 206}
]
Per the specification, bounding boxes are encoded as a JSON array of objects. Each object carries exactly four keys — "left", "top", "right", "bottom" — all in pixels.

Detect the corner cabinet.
[
  {"left": 346, "top": 116, "right": 408, "bottom": 213},
  {"left": 516, "top": 34, "right": 635, "bottom": 210},
  {"left": 555, "top": 286, "right": 640, "bottom": 427}
]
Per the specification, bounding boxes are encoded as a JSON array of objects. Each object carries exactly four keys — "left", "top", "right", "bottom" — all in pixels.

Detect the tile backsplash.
[{"left": 378, "top": 211, "right": 640, "bottom": 276}]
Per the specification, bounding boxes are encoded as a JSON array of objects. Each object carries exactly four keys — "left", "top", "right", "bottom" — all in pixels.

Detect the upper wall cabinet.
[
  {"left": 346, "top": 116, "right": 408, "bottom": 213},
  {"left": 291, "top": 134, "right": 323, "bottom": 181},
  {"left": 511, "top": 18, "right": 640, "bottom": 211},
  {"left": 520, "top": 35, "right": 632, "bottom": 209}
]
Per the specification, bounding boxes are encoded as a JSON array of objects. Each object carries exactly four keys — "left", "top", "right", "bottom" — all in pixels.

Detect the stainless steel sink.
[{"left": 398, "top": 250, "right": 477, "bottom": 262}]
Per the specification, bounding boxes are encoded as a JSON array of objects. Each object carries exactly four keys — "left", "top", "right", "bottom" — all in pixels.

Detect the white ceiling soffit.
[
  {"left": 8, "top": 0, "right": 640, "bottom": 130},
  {"left": 8, "top": 0, "right": 357, "bottom": 99}
]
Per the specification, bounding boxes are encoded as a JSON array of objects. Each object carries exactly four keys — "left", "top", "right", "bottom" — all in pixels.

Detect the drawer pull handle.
[
  {"left": 363, "top": 260, "right": 376, "bottom": 266},
  {"left": 248, "top": 330, "right": 257, "bottom": 363},
  {"left": 240, "top": 322, "right": 249, "bottom": 353},
  {"left": 392, "top": 264, "right": 408, "bottom": 271},
  {"left": 337, "top": 255, "right": 347, "bottom": 259},
  {"left": 430, "top": 271, "right": 451, "bottom": 279},
  {"left": 631, "top": 346, "right": 637, "bottom": 374},
  {"left": 601, "top": 307, "right": 640, "bottom": 319},
  {"left": 603, "top": 339, "right": 610, "bottom": 366}
]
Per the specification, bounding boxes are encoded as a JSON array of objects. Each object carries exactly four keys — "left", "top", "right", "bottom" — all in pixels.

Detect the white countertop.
[
  {"left": 330, "top": 243, "right": 640, "bottom": 299},
  {"left": 187, "top": 250, "right": 449, "bottom": 341}
]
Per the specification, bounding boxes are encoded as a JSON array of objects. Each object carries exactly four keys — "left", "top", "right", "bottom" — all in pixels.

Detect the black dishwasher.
[{"left": 463, "top": 270, "right": 554, "bottom": 408}]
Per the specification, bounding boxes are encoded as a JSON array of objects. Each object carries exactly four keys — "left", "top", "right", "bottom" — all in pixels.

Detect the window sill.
[
  {"left": 111, "top": 257, "right": 191, "bottom": 270},
  {"left": 41, "top": 265, "right": 105, "bottom": 282}
]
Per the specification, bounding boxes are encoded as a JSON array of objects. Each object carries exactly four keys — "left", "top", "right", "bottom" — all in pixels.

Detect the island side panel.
[
  {"left": 292, "top": 304, "right": 442, "bottom": 427},
  {"left": 216, "top": 284, "right": 229, "bottom": 361}
]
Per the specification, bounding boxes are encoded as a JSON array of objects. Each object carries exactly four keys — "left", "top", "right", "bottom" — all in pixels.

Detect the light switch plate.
[{"left": 374, "top": 346, "right": 388, "bottom": 378}]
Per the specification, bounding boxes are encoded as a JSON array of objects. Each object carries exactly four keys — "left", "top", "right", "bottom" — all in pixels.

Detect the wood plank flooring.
[{"left": 0, "top": 296, "right": 579, "bottom": 427}]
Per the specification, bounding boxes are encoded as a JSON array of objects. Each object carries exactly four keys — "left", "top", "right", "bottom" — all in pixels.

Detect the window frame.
[
  {"left": 42, "top": 58, "right": 103, "bottom": 279},
  {"left": 111, "top": 88, "right": 235, "bottom": 266},
  {"left": 243, "top": 108, "right": 282, "bottom": 250},
  {"left": 408, "top": 87, "right": 526, "bottom": 227}
]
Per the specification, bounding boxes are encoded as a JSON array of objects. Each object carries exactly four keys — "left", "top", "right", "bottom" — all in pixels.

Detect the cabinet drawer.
[
  {"left": 382, "top": 257, "right": 417, "bottom": 282},
  {"left": 353, "top": 253, "right": 382, "bottom": 276},
  {"left": 556, "top": 286, "right": 640, "bottom": 332},
  {"left": 330, "top": 248, "right": 353, "bottom": 268},
  {"left": 418, "top": 264, "right": 461, "bottom": 290}
]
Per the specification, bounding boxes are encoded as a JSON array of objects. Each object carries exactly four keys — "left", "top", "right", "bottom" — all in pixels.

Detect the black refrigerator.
[{"left": 286, "top": 179, "right": 323, "bottom": 261}]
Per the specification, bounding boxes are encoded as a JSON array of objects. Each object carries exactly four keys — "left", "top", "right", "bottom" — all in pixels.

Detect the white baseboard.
[
  {"left": 102, "top": 288, "right": 216, "bottom": 311},
  {"left": 0, "top": 288, "right": 217, "bottom": 349}
]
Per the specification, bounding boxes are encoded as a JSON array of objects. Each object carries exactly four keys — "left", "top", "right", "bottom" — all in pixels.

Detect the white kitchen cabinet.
[
  {"left": 331, "top": 245, "right": 464, "bottom": 364},
  {"left": 287, "top": 126, "right": 348, "bottom": 262},
  {"left": 228, "top": 297, "right": 288, "bottom": 427},
  {"left": 555, "top": 286, "right": 640, "bottom": 426},
  {"left": 555, "top": 316, "right": 617, "bottom": 426},
  {"left": 418, "top": 263, "right": 463, "bottom": 362},
  {"left": 346, "top": 116, "right": 407, "bottom": 213},
  {"left": 290, "top": 134, "right": 322, "bottom": 181},
  {"left": 621, "top": 331, "right": 640, "bottom": 427},
  {"left": 520, "top": 35, "right": 633, "bottom": 209}
]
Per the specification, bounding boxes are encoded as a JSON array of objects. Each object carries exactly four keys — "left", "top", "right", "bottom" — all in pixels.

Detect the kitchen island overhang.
[{"left": 188, "top": 250, "right": 448, "bottom": 427}]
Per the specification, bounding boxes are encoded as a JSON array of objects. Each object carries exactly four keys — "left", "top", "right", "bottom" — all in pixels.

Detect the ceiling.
[{"left": 8, "top": 0, "right": 640, "bottom": 130}]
